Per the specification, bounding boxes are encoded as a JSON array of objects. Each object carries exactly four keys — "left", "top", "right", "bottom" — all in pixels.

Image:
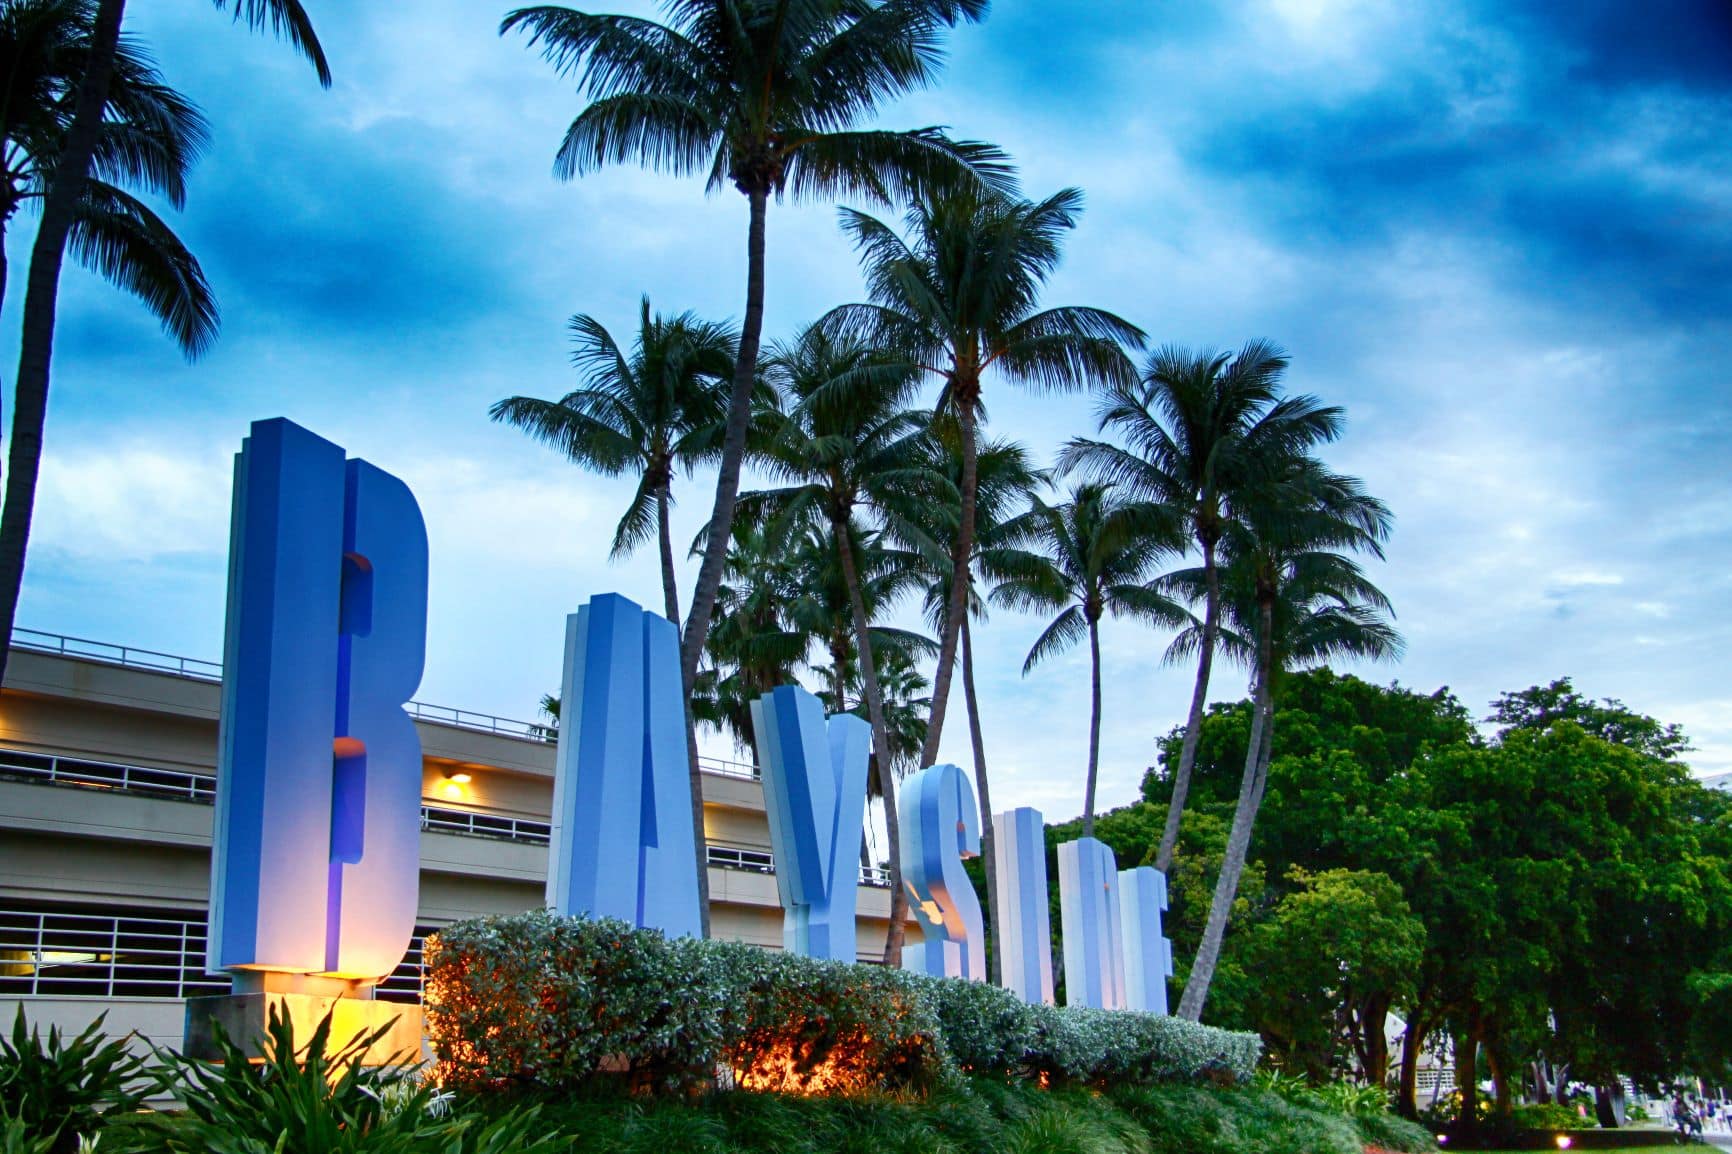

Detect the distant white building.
[{"left": 1701, "top": 772, "right": 1732, "bottom": 792}]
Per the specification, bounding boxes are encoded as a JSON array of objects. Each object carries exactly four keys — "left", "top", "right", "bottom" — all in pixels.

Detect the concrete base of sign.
[{"left": 183, "top": 984, "right": 424, "bottom": 1065}]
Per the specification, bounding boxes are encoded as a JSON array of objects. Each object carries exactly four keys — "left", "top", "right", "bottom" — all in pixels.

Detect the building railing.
[
  {"left": 10, "top": 629, "right": 545, "bottom": 743},
  {"left": 1, "top": 749, "right": 891, "bottom": 887},
  {"left": 0, "top": 902, "right": 427, "bottom": 1003}
]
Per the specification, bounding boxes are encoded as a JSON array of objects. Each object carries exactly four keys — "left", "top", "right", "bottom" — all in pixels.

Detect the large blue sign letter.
[
  {"left": 900, "top": 763, "right": 986, "bottom": 981},
  {"left": 1057, "top": 837, "right": 1126, "bottom": 1009},
  {"left": 992, "top": 807, "right": 1054, "bottom": 1004},
  {"left": 546, "top": 593, "right": 701, "bottom": 938},
  {"left": 750, "top": 686, "right": 871, "bottom": 961},
  {"left": 209, "top": 418, "right": 427, "bottom": 984},
  {"left": 1119, "top": 866, "right": 1174, "bottom": 1015}
]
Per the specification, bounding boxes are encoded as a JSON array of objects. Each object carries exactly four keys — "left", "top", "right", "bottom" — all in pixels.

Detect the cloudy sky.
[{"left": 5, "top": 0, "right": 1730, "bottom": 821}]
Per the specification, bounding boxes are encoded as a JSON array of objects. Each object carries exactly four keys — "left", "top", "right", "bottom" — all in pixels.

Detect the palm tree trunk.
[
  {"left": 656, "top": 476, "right": 679, "bottom": 625},
  {"left": 835, "top": 517, "right": 907, "bottom": 965},
  {"left": 678, "top": 185, "right": 770, "bottom": 937},
  {"left": 1176, "top": 599, "right": 1274, "bottom": 1021},
  {"left": 0, "top": 0, "right": 126, "bottom": 690},
  {"left": 918, "top": 398, "right": 977, "bottom": 767},
  {"left": 1082, "top": 614, "right": 1103, "bottom": 839},
  {"left": 961, "top": 615, "right": 1003, "bottom": 985},
  {"left": 1155, "top": 535, "right": 1218, "bottom": 871}
]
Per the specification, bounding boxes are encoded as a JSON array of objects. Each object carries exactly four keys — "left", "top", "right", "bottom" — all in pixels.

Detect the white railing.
[
  {"left": 0, "top": 748, "right": 215, "bottom": 803},
  {"left": 0, "top": 904, "right": 428, "bottom": 1003},
  {"left": 420, "top": 804, "right": 550, "bottom": 845},
  {"left": 10, "top": 629, "right": 546, "bottom": 743},
  {"left": 698, "top": 754, "right": 760, "bottom": 780},
  {"left": 706, "top": 842, "right": 892, "bottom": 889}
]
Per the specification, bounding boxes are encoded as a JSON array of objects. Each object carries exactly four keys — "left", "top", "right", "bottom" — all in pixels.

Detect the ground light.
[{"left": 1554, "top": 1136, "right": 1573, "bottom": 1150}]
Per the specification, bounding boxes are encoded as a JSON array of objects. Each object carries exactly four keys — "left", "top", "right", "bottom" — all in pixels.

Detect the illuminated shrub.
[
  {"left": 710, "top": 943, "right": 949, "bottom": 1094},
  {"left": 424, "top": 910, "right": 729, "bottom": 1094},
  {"left": 424, "top": 912, "right": 1260, "bottom": 1097}
]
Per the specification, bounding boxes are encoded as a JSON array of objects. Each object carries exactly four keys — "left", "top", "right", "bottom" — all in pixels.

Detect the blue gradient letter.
[
  {"left": 208, "top": 418, "right": 427, "bottom": 984},
  {"left": 992, "top": 807, "right": 1054, "bottom": 1004},
  {"left": 750, "top": 686, "right": 871, "bottom": 961},
  {"left": 545, "top": 594, "right": 702, "bottom": 938},
  {"left": 1057, "top": 837, "right": 1126, "bottom": 1009},
  {"left": 900, "top": 763, "right": 986, "bottom": 981},
  {"left": 1119, "top": 866, "right": 1174, "bottom": 1015}
]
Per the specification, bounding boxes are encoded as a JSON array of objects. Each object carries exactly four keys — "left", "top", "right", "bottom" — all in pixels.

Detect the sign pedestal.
[{"left": 183, "top": 972, "right": 423, "bottom": 1063}]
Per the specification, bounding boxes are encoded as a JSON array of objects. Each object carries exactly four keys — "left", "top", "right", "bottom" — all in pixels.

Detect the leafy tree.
[
  {"left": 1172, "top": 462, "right": 1398, "bottom": 1021},
  {"left": 1488, "top": 677, "right": 1690, "bottom": 761},
  {"left": 503, "top": 0, "right": 1009, "bottom": 934},
  {"left": 1059, "top": 341, "right": 1345, "bottom": 874},
  {"left": 990, "top": 480, "right": 1183, "bottom": 837},
  {"left": 1239, "top": 868, "right": 1425, "bottom": 1084},
  {"left": 825, "top": 185, "right": 1142, "bottom": 771},
  {"left": 0, "top": 0, "right": 327, "bottom": 686},
  {"left": 492, "top": 297, "right": 736, "bottom": 624}
]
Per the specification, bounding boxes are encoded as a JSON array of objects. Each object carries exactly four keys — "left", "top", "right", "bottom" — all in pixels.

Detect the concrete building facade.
[{"left": 0, "top": 632, "right": 911, "bottom": 1051}]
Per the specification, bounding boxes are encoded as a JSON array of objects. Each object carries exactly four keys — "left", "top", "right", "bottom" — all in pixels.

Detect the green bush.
[
  {"left": 0, "top": 1007, "right": 146, "bottom": 1153},
  {"left": 1509, "top": 1102, "right": 1588, "bottom": 1131},
  {"left": 425, "top": 912, "right": 1261, "bottom": 1097}
]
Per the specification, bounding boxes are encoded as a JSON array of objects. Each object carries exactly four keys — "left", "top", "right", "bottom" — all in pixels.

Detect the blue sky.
[{"left": 5, "top": 0, "right": 1730, "bottom": 821}]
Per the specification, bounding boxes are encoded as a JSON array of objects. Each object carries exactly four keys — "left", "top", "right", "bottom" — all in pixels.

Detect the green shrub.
[
  {"left": 1351, "top": 1109, "right": 1436, "bottom": 1153},
  {"left": 0, "top": 1008, "right": 146, "bottom": 1153},
  {"left": 710, "top": 942, "right": 951, "bottom": 1094},
  {"left": 1509, "top": 1102, "right": 1588, "bottom": 1131},
  {"left": 425, "top": 912, "right": 1260, "bottom": 1098}
]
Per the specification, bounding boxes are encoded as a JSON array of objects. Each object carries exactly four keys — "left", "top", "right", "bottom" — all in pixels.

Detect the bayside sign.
[{"left": 209, "top": 418, "right": 1172, "bottom": 1011}]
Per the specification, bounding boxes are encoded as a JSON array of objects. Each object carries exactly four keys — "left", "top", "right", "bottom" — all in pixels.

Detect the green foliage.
[
  {"left": 1507, "top": 1103, "right": 1587, "bottom": 1131},
  {"left": 133, "top": 1004, "right": 561, "bottom": 1154},
  {"left": 426, "top": 911, "right": 1260, "bottom": 1097},
  {"left": 0, "top": 1111, "right": 53, "bottom": 1154},
  {"left": 0, "top": 1007, "right": 145, "bottom": 1151}
]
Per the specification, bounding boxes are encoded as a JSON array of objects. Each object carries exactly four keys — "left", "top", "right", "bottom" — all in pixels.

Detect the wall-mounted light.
[{"left": 447, "top": 772, "right": 473, "bottom": 785}]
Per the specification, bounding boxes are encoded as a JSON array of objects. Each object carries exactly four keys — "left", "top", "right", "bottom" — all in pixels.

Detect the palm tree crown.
[
  {"left": 491, "top": 297, "right": 736, "bottom": 624},
  {"left": 991, "top": 480, "right": 1183, "bottom": 836},
  {"left": 826, "top": 184, "right": 1144, "bottom": 768},
  {"left": 1060, "top": 340, "right": 1346, "bottom": 872},
  {"left": 0, "top": 0, "right": 217, "bottom": 353}
]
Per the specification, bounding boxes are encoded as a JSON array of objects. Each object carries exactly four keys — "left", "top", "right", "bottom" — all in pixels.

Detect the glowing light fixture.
[
  {"left": 1554, "top": 1137, "right": 1572, "bottom": 1150},
  {"left": 447, "top": 772, "right": 473, "bottom": 784}
]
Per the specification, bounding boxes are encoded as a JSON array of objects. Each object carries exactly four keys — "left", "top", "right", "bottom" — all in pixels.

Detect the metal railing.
[
  {"left": 10, "top": 629, "right": 545, "bottom": 743},
  {"left": 421, "top": 804, "right": 550, "bottom": 846},
  {"left": 697, "top": 754, "right": 759, "bottom": 780},
  {"left": 706, "top": 843, "right": 892, "bottom": 889},
  {"left": 0, "top": 903, "right": 429, "bottom": 1003},
  {"left": 3, "top": 746, "right": 894, "bottom": 886}
]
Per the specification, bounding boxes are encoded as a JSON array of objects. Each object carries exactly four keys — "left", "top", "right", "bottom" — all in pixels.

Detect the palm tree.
[
  {"left": 909, "top": 424, "right": 1042, "bottom": 982},
  {"left": 0, "top": 0, "right": 327, "bottom": 687},
  {"left": 502, "top": 0, "right": 1011, "bottom": 933},
  {"left": 745, "top": 323, "right": 941, "bottom": 963},
  {"left": 824, "top": 185, "right": 1142, "bottom": 774},
  {"left": 1172, "top": 463, "right": 1399, "bottom": 1021},
  {"left": 491, "top": 298, "right": 736, "bottom": 624},
  {"left": 1058, "top": 341, "right": 1345, "bottom": 873},
  {"left": 990, "top": 481, "right": 1184, "bottom": 838},
  {"left": 0, "top": 0, "right": 206, "bottom": 320},
  {"left": 692, "top": 515, "right": 808, "bottom": 760}
]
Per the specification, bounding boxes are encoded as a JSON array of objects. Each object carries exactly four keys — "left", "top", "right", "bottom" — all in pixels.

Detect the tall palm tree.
[
  {"left": 502, "top": 0, "right": 1011, "bottom": 932},
  {"left": 1172, "top": 463, "right": 1399, "bottom": 1021},
  {"left": 990, "top": 481, "right": 1184, "bottom": 838},
  {"left": 0, "top": 0, "right": 327, "bottom": 687},
  {"left": 825, "top": 185, "right": 1142, "bottom": 774},
  {"left": 491, "top": 298, "right": 736, "bottom": 624},
  {"left": 745, "top": 323, "right": 941, "bottom": 963},
  {"left": 1058, "top": 341, "right": 1345, "bottom": 873},
  {"left": 692, "top": 515, "right": 808, "bottom": 759},
  {"left": 910, "top": 424, "right": 1042, "bottom": 982},
  {"left": 0, "top": 0, "right": 207, "bottom": 321}
]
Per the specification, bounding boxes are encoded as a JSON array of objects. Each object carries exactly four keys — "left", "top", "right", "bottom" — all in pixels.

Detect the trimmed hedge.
[{"left": 425, "top": 911, "right": 1260, "bottom": 1096}]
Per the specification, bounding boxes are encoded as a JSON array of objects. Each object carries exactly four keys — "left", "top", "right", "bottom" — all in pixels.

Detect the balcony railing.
[
  {"left": 0, "top": 902, "right": 427, "bottom": 1003},
  {"left": 2, "top": 750, "right": 891, "bottom": 887},
  {"left": 11, "top": 629, "right": 545, "bottom": 742}
]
